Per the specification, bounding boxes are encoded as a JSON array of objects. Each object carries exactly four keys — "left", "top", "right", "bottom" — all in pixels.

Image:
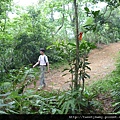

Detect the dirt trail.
[{"left": 28, "top": 42, "right": 120, "bottom": 91}]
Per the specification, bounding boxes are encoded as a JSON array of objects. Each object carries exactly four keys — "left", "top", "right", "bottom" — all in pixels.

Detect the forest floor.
[{"left": 28, "top": 42, "right": 120, "bottom": 91}]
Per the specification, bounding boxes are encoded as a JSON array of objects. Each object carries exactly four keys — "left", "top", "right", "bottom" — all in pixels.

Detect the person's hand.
[{"left": 33, "top": 65, "right": 35, "bottom": 68}]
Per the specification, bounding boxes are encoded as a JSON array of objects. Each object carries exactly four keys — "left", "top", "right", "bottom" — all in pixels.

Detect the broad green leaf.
[
  {"left": 0, "top": 110, "right": 7, "bottom": 114},
  {"left": 1, "top": 82, "right": 12, "bottom": 87},
  {"left": 84, "top": 7, "right": 90, "bottom": 12},
  {"left": 0, "top": 92, "right": 11, "bottom": 97},
  {"left": 64, "top": 101, "right": 69, "bottom": 114},
  {"left": 6, "top": 109, "right": 19, "bottom": 114},
  {"left": 67, "top": 42, "right": 76, "bottom": 47},
  {"left": 52, "top": 108, "right": 57, "bottom": 114},
  {"left": 84, "top": 73, "right": 90, "bottom": 79},
  {"left": 92, "top": 10, "right": 100, "bottom": 18},
  {"left": 0, "top": 104, "right": 10, "bottom": 107},
  {"left": 85, "top": 62, "right": 90, "bottom": 65},
  {"left": 113, "top": 102, "right": 120, "bottom": 107},
  {"left": 84, "top": 17, "right": 94, "bottom": 25},
  {"left": 85, "top": 65, "right": 91, "bottom": 70}
]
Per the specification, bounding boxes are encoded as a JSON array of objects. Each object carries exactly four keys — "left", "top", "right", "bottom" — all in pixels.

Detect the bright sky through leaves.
[
  {"left": 13, "top": 0, "right": 38, "bottom": 6},
  {"left": 9, "top": 0, "right": 107, "bottom": 19}
]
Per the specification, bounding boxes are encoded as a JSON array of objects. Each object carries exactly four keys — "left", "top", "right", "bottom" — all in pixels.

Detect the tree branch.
[
  {"left": 102, "top": 5, "right": 109, "bottom": 17},
  {"left": 105, "top": 9, "right": 112, "bottom": 20}
]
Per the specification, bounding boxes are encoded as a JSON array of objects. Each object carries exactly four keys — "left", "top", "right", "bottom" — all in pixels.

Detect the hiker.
[{"left": 33, "top": 48, "right": 49, "bottom": 89}]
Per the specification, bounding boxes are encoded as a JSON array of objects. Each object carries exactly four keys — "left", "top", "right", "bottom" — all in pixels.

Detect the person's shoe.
[
  {"left": 38, "top": 86, "right": 43, "bottom": 90},
  {"left": 38, "top": 84, "right": 46, "bottom": 90}
]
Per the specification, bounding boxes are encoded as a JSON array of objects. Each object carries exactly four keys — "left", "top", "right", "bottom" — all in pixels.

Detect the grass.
[
  {"left": 88, "top": 75, "right": 114, "bottom": 94},
  {"left": 50, "top": 60, "right": 68, "bottom": 70}
]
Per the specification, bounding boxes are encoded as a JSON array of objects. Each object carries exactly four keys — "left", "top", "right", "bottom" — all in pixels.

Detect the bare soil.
[{"left": 28, "top": 42, "right": 120, "bottom": 91}]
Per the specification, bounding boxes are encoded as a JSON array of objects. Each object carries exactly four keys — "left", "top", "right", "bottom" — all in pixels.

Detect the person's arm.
[
  {"left": 45, "top": 55, "right": 50, "bottom": 72},
  {"left": 47, "top": 62, "right": 50, "bottom": 72},
  {"left": 33, "top": 61, "right": 40, "bottom": 68}
]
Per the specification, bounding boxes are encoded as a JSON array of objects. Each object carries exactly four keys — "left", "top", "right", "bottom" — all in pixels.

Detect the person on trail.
[{"left": 33, "top": 48, "right": 49, "bottom": 90}]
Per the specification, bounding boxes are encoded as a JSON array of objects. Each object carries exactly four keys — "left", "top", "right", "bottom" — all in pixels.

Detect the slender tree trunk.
[{"left": 73, "top": 0, "right": 79, "bottom": 90}]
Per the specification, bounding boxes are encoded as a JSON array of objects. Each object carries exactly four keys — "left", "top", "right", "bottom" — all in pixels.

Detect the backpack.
[{"left": 44, "top": 56, "right": 47, "bottom": 66}]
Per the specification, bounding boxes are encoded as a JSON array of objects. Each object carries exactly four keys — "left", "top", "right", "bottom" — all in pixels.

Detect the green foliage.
[
  {"left": 48, "top": 40, "right": 96, "bottom": 90},
  {"left": 0, "top": 86, "right": 98, "bottom": 114},
  {"left": 0, "top": 63, "right": 98, "bottom": 114},
  {"left": 83, "top": 4, "right": 120, "bottom": 44},
  {"left": 115, "top": 52, "right": 120, "bottom": 73},
  {"left": 58, "top": 89, "right": 97, "bottom": 114},
  {"left": 0, "top": 0, "right": 12, "bottom": 18},
  {"left": 111, "top": 54, "right": 120, "bottom": 114},
  {"left": 93, "top": 0, "right": 120, "bottom": 8},
  {"left": 14, "top": 32, "right": 51, "bottom": 66},
  {"left": 0, "top": 66, "right": 37, "bottom": 94}
]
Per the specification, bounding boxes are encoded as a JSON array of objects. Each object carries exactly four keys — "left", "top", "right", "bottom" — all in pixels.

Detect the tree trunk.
[{"left": 73, "top": 0, "right": 79, "bottom": 90}]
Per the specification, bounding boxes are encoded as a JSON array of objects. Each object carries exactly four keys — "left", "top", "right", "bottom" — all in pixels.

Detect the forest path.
[{"left": 28, "top": 42, "right": 120, "bottom": 91}]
